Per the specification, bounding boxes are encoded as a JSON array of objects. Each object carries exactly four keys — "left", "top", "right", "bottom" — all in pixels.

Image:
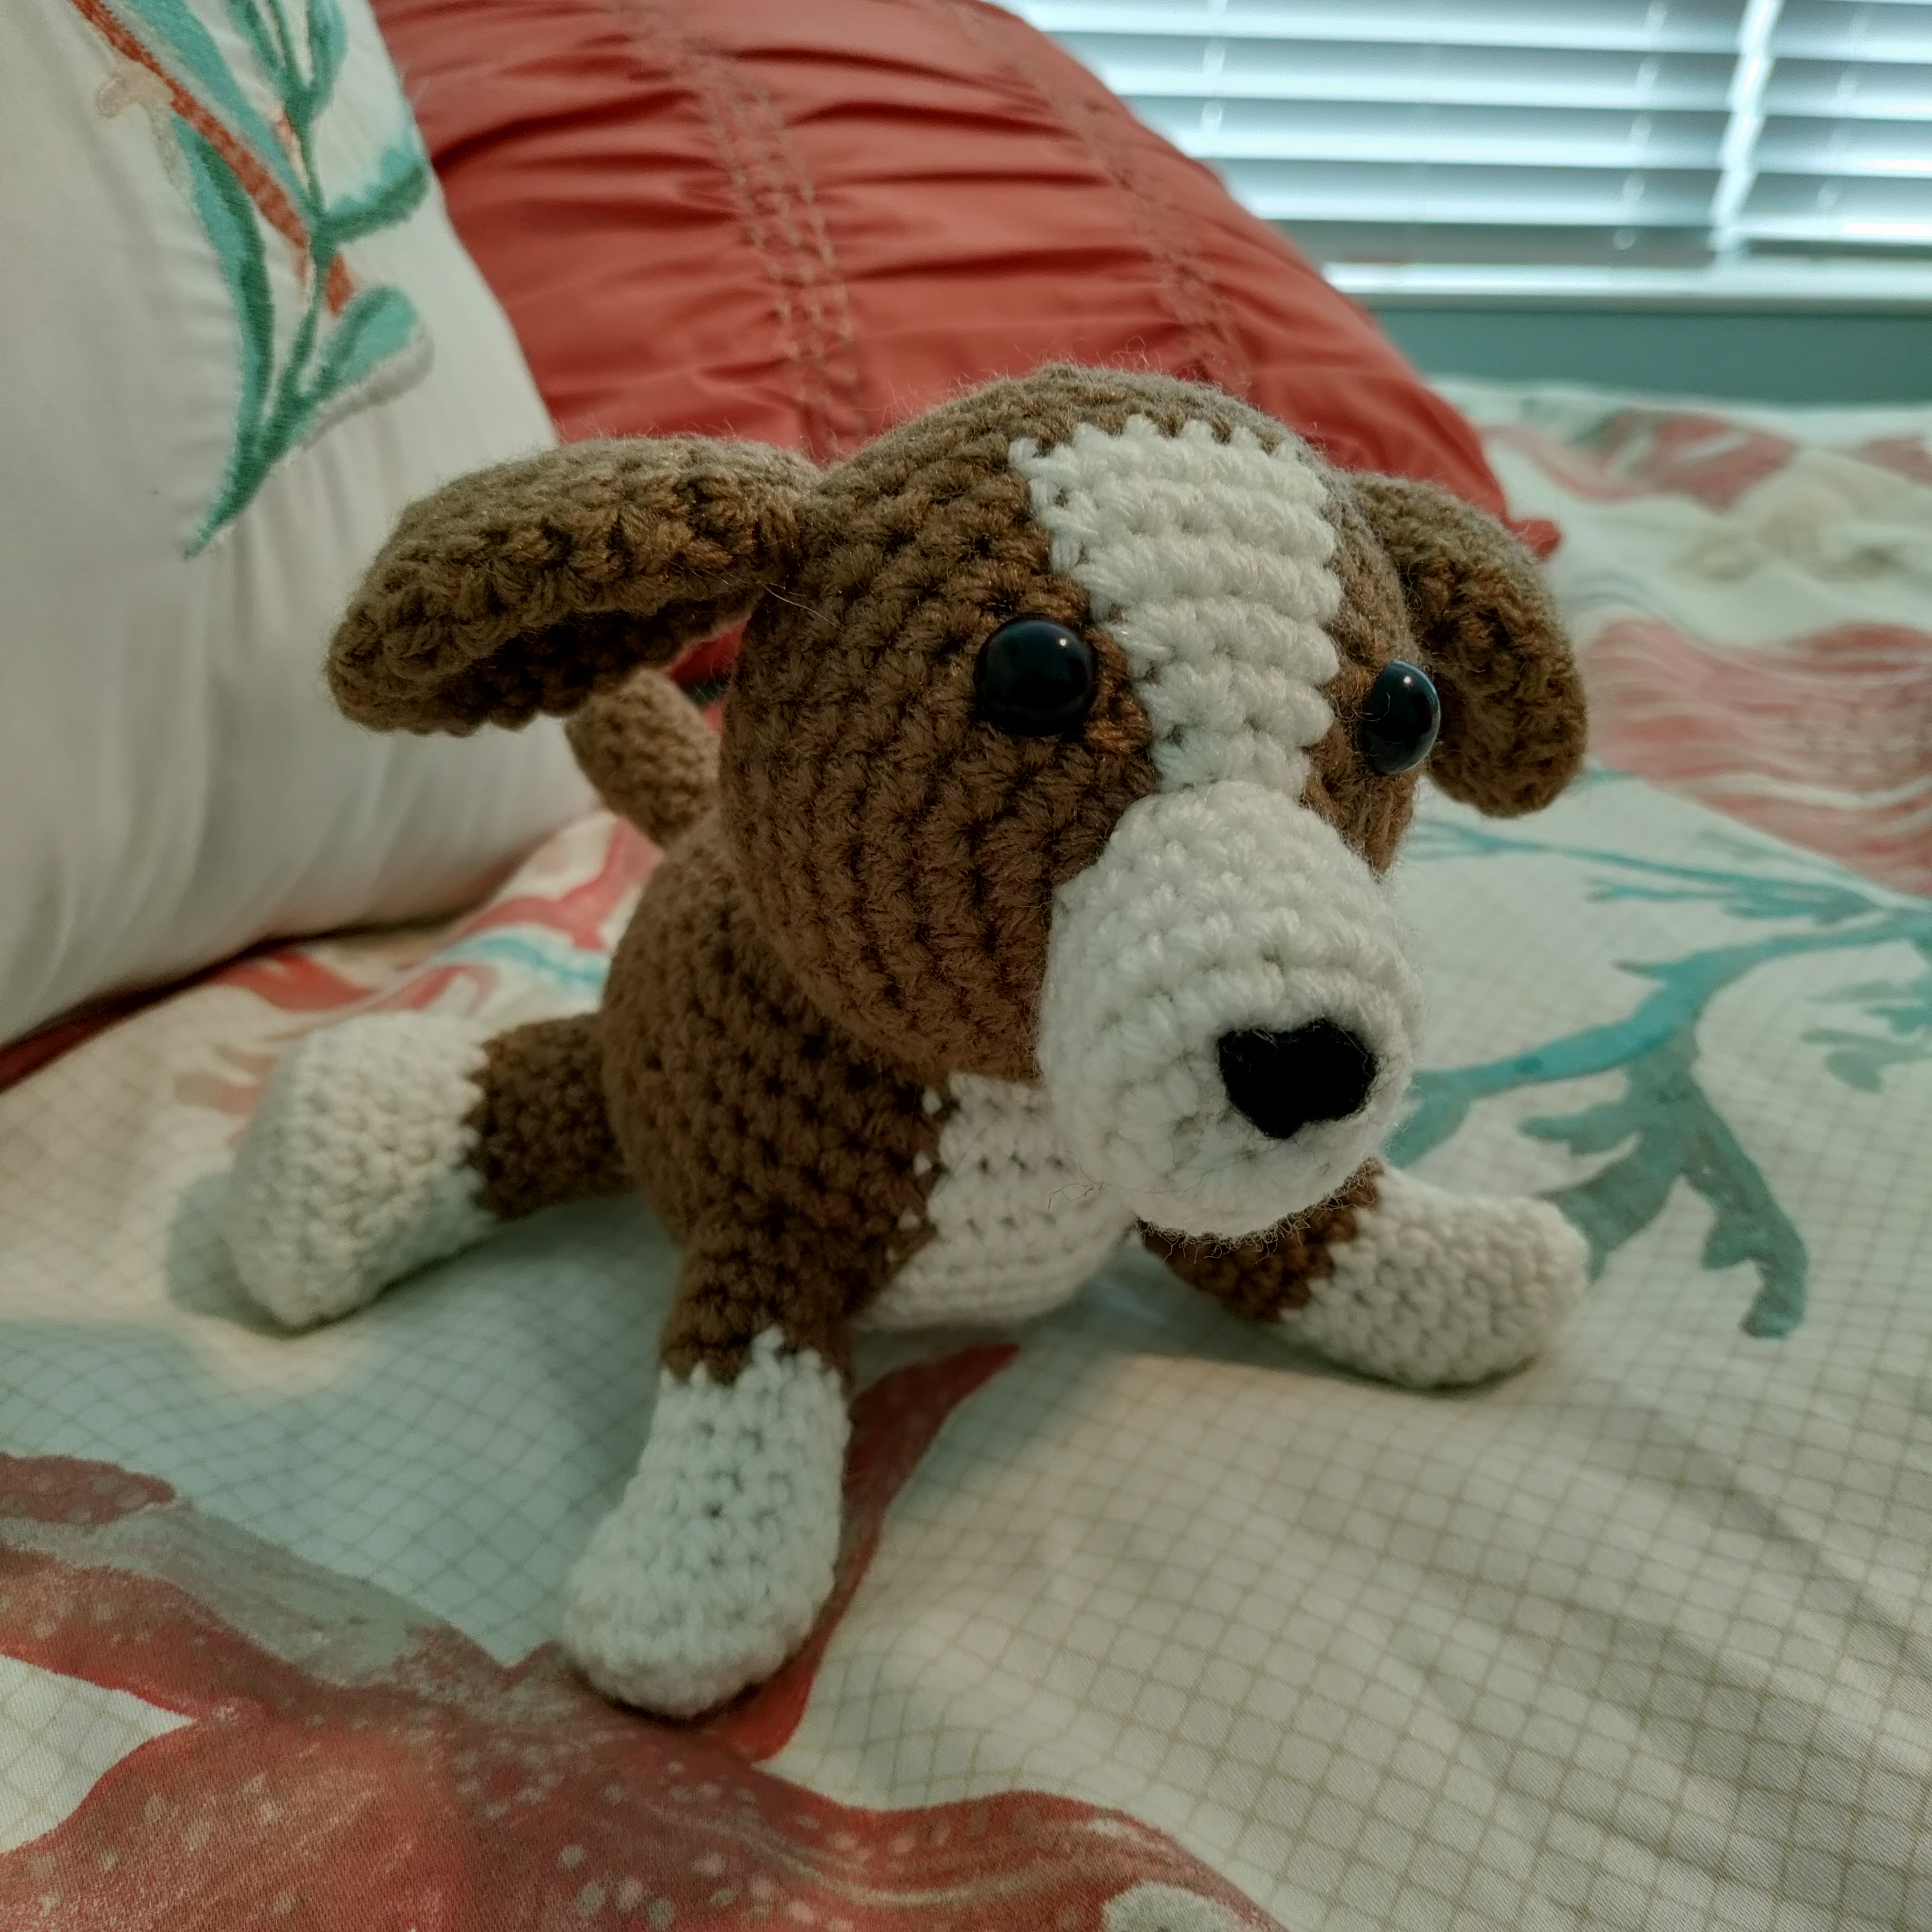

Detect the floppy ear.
[
  {"left": 329, "top": 437, "right": 818, "bottom": 734},
  {"left": 1351, "top": 474, "right": 1586, "bottom": 816}
]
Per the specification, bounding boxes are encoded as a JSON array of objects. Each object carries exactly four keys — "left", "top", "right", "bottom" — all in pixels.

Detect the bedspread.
[{"left": 3, "top": 384, "right": 1929, "bottom": 1932}]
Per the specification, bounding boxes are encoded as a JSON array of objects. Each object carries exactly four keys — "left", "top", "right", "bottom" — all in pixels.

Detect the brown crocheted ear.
[
  {"left": 329, "top": 438, "right": 818, "bottom": 733},
  {"left": 1351, "top": 475, "right": 1587, "bottom": 817}
]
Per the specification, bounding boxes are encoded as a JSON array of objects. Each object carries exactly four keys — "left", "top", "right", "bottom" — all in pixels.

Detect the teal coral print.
[
  {"left": 1396, "top": 788, "right": 1932, "bottom": 1339},
  {"left": 75, "top": 0, "right": 431, "bottom": 550}
]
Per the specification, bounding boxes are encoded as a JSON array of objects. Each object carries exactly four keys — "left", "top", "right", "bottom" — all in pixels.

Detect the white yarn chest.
[{"left": 857, "top": 1075, "right": 1135, "bottom": 1331}]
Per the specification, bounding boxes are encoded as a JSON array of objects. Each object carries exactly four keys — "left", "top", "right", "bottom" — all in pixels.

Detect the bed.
[
  {"left": 7, "top": 0, "right": 1932, "bottom": 1921},
  {"left": 6, "top": 374, "right": 1929, "bottom": 1930}
]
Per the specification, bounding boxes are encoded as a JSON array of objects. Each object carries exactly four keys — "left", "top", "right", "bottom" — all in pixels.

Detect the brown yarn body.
[
  {"left": 333, "top": 365, "right": 1586, "bottom": 1385},
  {"left": 455, "top": 807, "right": 1388, "bottom": 1379},
  {"left": 599, "top": 811, "right": 944, "bottom": 1378},
  {"left": 566, "top": 669, "right": 720, "bottom": 847},
  {"left": 1144, "top": 1162, "right": 1384, "bottom": 1318},
  {"left": 468, "top": 1017, "right": 629, "bottom": 1221}
]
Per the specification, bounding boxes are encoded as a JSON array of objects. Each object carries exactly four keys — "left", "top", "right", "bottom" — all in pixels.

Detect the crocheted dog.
[{"left": 224, "top": 367, "right": 1589, "bottom": 1718}]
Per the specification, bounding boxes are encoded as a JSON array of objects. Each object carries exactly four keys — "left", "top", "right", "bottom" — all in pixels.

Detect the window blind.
[{"left": 1003, "top": 1, "right": 1932, "bottom": 299}]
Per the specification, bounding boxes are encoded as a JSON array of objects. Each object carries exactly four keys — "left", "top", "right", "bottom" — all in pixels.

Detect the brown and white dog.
[{"left": 224, "top": 367, "right": 1590, "bottom": 1718}]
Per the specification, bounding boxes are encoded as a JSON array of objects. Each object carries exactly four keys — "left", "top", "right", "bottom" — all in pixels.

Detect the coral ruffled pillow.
[
  {"left": 0, "top": 0, "right": 590, "bottom": 1046},
  {"left": 370, "top": 0, "right": 1532, "bottom": 685}
]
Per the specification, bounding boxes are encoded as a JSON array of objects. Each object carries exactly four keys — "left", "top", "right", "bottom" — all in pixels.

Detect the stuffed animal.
[{"left": 223, "top": 367, "right": 1589, "bottom": 1719}]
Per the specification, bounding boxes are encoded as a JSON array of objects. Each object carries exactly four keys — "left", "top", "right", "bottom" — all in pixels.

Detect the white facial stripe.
[
  {"left": 1016, "top": 407, "right": 1418, "bottom": 1239},
  {"left": 1011, "top": 414, "right": 1340, "bottom": 794}
]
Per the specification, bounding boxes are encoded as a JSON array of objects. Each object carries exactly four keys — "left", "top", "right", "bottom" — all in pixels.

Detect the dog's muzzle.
[{"left": 1036, "top": 782, "right": 1423, "bottom": 1236}]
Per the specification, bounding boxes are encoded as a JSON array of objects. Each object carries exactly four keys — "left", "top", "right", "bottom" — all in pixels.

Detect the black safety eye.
[
  {"left": 975, "top": 617, "right": 1096, "bottom": 738},
  {"left": 1360, "top": 659, "right": 1441, "bottom": 776}
]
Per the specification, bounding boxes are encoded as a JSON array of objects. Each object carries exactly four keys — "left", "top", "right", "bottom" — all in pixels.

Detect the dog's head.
[{"left": 332, "top": 367, "right": 1583, "bottom": 1238}]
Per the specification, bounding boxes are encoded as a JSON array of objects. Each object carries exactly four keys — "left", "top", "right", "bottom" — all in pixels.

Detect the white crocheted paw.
[
  {"left": 1282, "top": 1167, "right": 1586, "bottom": 1389},
  {"left": 224, "top": 1012, "right": 497, "bottom": 1330},
  {"left": 560, "top": 1328, "right": 850, "bottom": 1718}
]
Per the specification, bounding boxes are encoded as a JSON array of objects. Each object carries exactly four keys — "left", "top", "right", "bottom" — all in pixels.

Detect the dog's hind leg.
[
  {"left": 225, "top": 1011, "right": 626, "bottom": 1330},
  {"left": 1147, "top": 1161, "right": 1586, "bottom": 1389}
]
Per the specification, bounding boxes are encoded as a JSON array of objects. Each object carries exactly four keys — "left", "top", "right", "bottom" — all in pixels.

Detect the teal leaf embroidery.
[
  {"left": 77, "top": 0, "right": 432, "bottom": 551},
  {"left": 110, "top": 0, "right": 303, "bottom": 203},
  {"left": 214, "top": 0, "right": 285, "bottom": 96},
  {"left": 1806, "top": 1027, "right": 1932, "bottom": 1095},
  {"left": 1523, "top": 1034, "right": 1807, "bottom": 1339},
  {"left": 175, "top": 121, "right": 273, "bottom": 491},
  {"left": 306, "top": 284, "right": 419, "bottom": 406},
  {"left": 297, "top": 0, "right": 347, "bottom": 119},
  {"left": 1806, "top": 970, "right": 1932, "bottom": 1092},
  {"left": 314, "top": 134, "right": 431, "bottom": 254},
  {"left": 1397, "top": 800, "right": 1932, "bottom": 1337}
]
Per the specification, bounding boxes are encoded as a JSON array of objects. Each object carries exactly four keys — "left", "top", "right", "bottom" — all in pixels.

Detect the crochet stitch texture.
[{"left": 225, "top": 366, "right": 1589, "bottom": 1716}]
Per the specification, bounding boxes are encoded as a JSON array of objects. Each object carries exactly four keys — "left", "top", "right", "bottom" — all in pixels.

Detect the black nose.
[{"left": 1218, "top": 1022, "right": 1378, "bottom": 1141}]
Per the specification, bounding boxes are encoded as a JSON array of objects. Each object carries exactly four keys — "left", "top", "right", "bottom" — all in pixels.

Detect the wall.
[{"left": 1367, "top": 305, "right": 1932, "bottom": 405}]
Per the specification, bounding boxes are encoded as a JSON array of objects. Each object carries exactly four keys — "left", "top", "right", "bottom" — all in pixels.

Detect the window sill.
[{"left": 1321, "top": 258, "right": 1932, "bottom": 311}]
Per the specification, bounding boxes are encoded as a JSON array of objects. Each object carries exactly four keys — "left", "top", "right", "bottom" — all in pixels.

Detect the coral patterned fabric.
[
  {"left": 1443, "top": 381, "right": 1932, "bottom": 896},
  {"left": 5, "top": 750, "right": 1930, "bottom": 1929},
  {"left": 1, "top": 1393, "right": 1273, "bottom": 1931}
]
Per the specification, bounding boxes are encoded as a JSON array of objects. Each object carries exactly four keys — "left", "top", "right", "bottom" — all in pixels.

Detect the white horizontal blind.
[
  {"left": 1002, "top": 1, "right": 1932, "bottom": 298},
  {"left": 1754, "top": 1, "right": 1932, "bottom": 252}
]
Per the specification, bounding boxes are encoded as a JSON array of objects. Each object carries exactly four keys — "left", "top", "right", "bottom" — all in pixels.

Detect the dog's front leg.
[
  {"left": 559, "top": 1226, "right": 857, "bottom": 1718},
  {"left": 1146, "top": 1161, "right": 1586, "bottom": 1390}
]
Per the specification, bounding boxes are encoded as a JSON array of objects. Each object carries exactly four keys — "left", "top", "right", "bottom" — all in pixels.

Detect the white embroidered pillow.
[{"left": 0, "top": 0, "right": 590, "bottom": 1044}]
